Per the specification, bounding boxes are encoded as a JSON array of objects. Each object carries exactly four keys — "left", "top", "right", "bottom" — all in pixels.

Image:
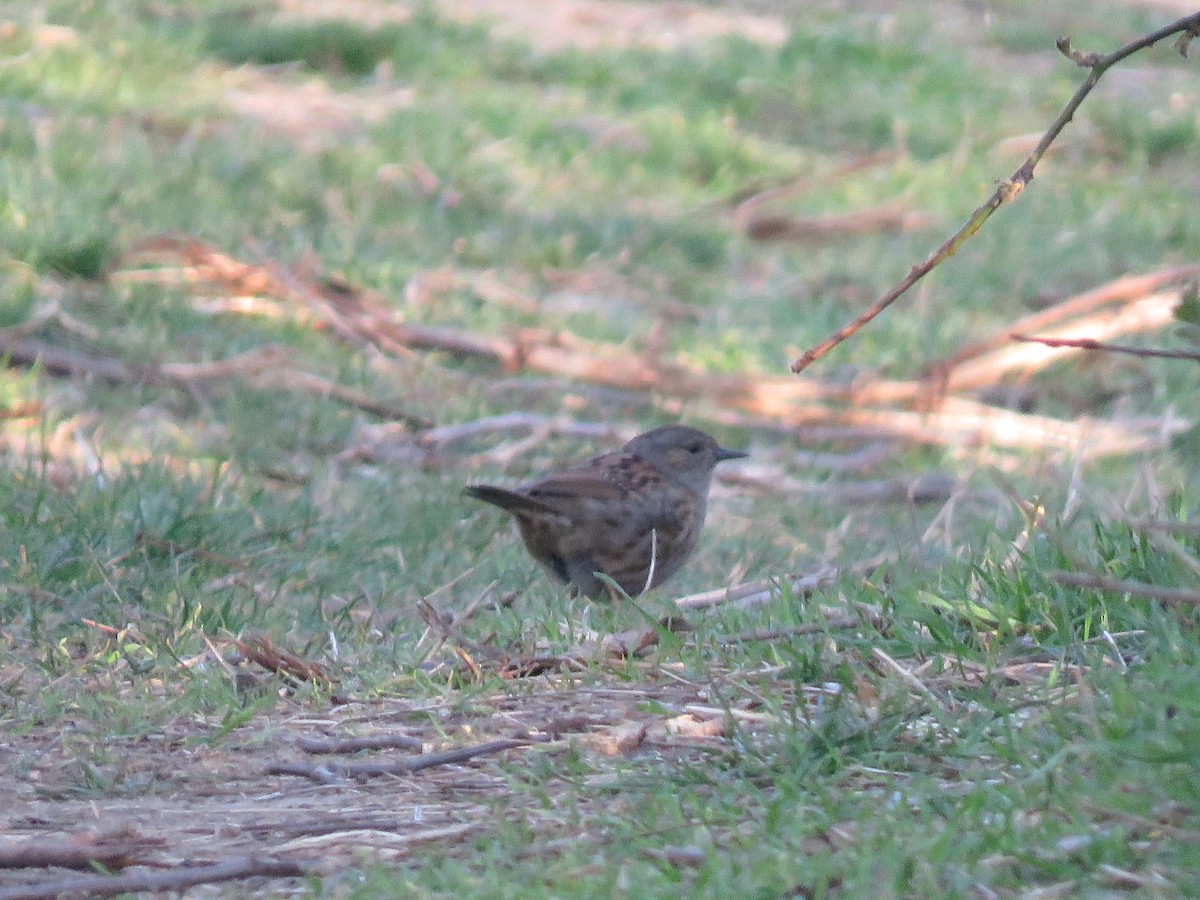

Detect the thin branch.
[
  {"left": 1011, "top": 334, "right": 1200, "bottom": 362},
  {"left": 927, "top": 264, "right": 1200, "bottom": 371},
  {"left": 790, "top": 12, "right": 1200, "bottom": 373},
  {"left": 713, "top": 614, "right": 881, "bottom": 646},
  {"left": 0, "top": 829, "right": 161, "bottom": 871},
  {"left": 674, "top": 566, "right": 840, "bottom": 611},
  {"left": 719, "top": 469, "right": 961, "bottom": 505},
  {"left": 742, "top": 198, "right": 932, "bottom": 243},
  {"left": 230, "top": 635, "right": 334, "bottom": 686},
  {"left": 0, "top": 855, "right": 310, "bottom": 900},
  {"left": 295, "top": 733, "right": 424, "bottom": 754},
  {"left": 873, "top": 646, "right": 956, "bottom": 712},
  {"left": 0, "top": 335, "right": 429, "bottom": 426},
  {"left": 265, "top": 739, "right": 523, "bottom": 783},
  {"left": 730, "top": 150, "right": 896, "bottom": 228},
  {"left": 1050, "top": 570, "right": 1200, "bottom": 606}
]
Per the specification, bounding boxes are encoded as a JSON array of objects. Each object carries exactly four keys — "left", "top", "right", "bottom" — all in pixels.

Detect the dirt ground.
[{"left": 1, "top": 669, "right": 804, "bottom": 892}]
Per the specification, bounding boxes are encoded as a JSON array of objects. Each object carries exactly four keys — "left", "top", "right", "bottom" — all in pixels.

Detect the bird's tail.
[{"left": 463, "top": 484, "right": 556, "bottom": 515}]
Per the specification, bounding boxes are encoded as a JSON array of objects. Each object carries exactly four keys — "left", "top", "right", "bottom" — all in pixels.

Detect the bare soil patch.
[{"left": 0, "top": 672, "right": 783, "bottom": 893}]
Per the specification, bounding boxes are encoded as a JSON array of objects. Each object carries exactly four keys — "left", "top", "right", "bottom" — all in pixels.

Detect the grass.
[{"left": 1, "top": 0, "right": 1199, "bottom": 895}]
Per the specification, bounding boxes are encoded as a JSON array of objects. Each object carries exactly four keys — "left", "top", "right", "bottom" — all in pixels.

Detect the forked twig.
[{"left": 791, "top": 12, "right": 1200, "bottom": 373}]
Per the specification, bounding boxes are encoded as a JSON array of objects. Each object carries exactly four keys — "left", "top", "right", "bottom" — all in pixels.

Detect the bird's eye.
[{"left": 688, "top": 443, "right": 702, "bottom": 454}]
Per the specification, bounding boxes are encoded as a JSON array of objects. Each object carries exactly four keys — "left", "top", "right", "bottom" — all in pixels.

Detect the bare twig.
[
  {"left": 295, "top": 733, "right": 424, "bottom": 754},
  {"left": 873, "top": 647, "right": 956, "bottom": 712},
  {"left": 1050, "top": 570, "right": 1200, "bottom": 607},
  {"left": 928, "top": 264, "right": 1200, "bottom": 371},
  {"left": 742, "top": 199, "right": 932, "bottom": 243},
  {"left": 937, "top": 291, "right": 1184, "bottom": 393},
  {"left": 714, "top": 614, "right": 881, "bottom": 646},
  {"left": 674, "top": 566, "right": 840, "bottom": 611},
  {"left": 720, "top": 469, "right": 961, "bottom": 505},
  {"left": 730, "top": 150, "right": 896, "bottom": 229},
  {"left": 416, "top": 413, "right": 630, "bottom": 449},
  {"left": 106, "top": 237, "right": 1185, "bottom": 458},
  {"left": 265, "top": 739, "right": 523, "bottom": 782},
  {"left": 136, "top": 531, "right": 251, "bottom": 571},
  {"left": 791, "top": 12, "right": 1200, "bottom": 373},
  {"left": 0, "top": 828, "right": 161, "bottom": 872},
  {"left": 230, "top": 635, "right": 334, "bottom": 686},
  {"left": 0, "top": 333, "right": 429, "bottom": 427},
  {"left": 0, "top": 855, "right": 310, "bottom": 900},
  {"left": 1011, "top": 333, "right": 1200, "bottom": 363}
]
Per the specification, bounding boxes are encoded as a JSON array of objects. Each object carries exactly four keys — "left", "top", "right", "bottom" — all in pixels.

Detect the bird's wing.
[{"left": 525, "top": 468, "right": 625, "bottom": 504}]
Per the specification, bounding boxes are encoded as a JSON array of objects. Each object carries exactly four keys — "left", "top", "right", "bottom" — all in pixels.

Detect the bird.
[{"left": 464, "top": 425, "right": 747, "bottom": 600}]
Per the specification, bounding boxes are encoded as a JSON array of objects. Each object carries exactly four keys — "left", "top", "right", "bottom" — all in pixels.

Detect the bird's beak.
[{"left": 716, "top": 446, "right": 749, "bottom": 462}]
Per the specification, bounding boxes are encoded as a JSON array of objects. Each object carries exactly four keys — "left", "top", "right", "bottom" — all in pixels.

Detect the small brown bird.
[{"left": 465, "top": 425, "right": 747, "bottom": 599}]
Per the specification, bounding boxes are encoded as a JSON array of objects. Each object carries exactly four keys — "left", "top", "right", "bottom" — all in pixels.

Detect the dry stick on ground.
[
  {"left": 912, "top": 290, "right": 1186, "bottom": 399},
  {"left": 720, "top": 469, "right": 961, "bottom": 505},
  {"left": 872, "top": 646, "right": 956, "bottom": 713},
  {"left": 0, "top": 828, "right": 162, "bottom": 871},
  {"left": 295, "top": 733, "right": 424, "bottom": 754},
  {"left": 415, "top": 412, "right": 632, "bottom": 449},
  {"left": 1049, "top": 570, "right": 1200, "bottom": 607},
  {"left": 790, "top": 11, "right": 1200, "bottom": 374},
  {"left": 116, "top": 238, "right": 1176, "bottom": 455},
  {"left": 731, "top": 150, "right": 897, "bottom": 229},
  {"left": 713, "top": 614, "right": 884, "bottom": 646},
  {"left": 230, "top": 635, "right": 333, "bottom": 686},
  {"left": 0, "top": 855, "right": 311, "bottom": 900},
  {"left": 674, "top": 565, "right": 841, "bottom": 611},
  {"left": 265, "top": 739, "right": 524, "bottom": 783},
  {"left": 928, "top": 264, "right": 1200, "bottom": 371},
  {"left": 136, "top": 531, "right": 251, "bottom": 572},
  {"left": 741, "top": 198, "right": 933, "bottom": 243},
  {"left": 1011, "top": 334, "right": 1200, "bottom": 363},
  {"left": 0, "top": 335, "right": 428, "bottom": 426}
]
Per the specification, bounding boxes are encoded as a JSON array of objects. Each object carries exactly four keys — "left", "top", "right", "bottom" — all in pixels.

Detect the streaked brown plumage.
[{"left": 464, "top": 425, "right": 747, "bottom": 599}]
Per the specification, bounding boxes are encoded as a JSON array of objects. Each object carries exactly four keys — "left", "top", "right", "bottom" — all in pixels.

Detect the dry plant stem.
[
  {"left": 1012, "top": 334, "right": 1200, "bottom": 363},
  {"left": 414, "top": 599, "right": 496, "bottom": 660},
  {"left": 116, "top": 238, "right": 1178, "bottom": 456},
  {"left": 790, "top": 12, "right": 1200, "bottom": 374},
  {"left": 872, "top": 647, "right": 956, "bottom": 713},
  {"left": 417, "top": 413, "right": 629, "bottom": 448},
  {"left": 0, "top": 856, "right": 310, "bottom": 900},
  {"left": 742, "top": 198, "right": 931, "bottom": 243},
  {"left": 674, "top": 565, "right": 840, "bottom": 610},
  {"left": 719, "top": 470, "right": 960, "bottom": 505},
  {"left": 265, "top": 739, "right": 523, "bottom": 783},
  {"left": 714, "top": 614, "right": 879, "bottom": 646},
  {"left": 0, "top": 335, "right": 427, "bottom": 424},
  {"left": 231, "top": 635, "right": 332, "bottom": 685},
  {"left": 731, "top": 150, "right": 896, "bottom": 229},
  {"left": 0, "top": 832, "right": 159, "bottom": 871},
  {"left": 1050, "top": 570, "right": 1200, "bottom": 607},
  {"left": 295, "top": 733, "right": 424, "bottom": 754}
]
